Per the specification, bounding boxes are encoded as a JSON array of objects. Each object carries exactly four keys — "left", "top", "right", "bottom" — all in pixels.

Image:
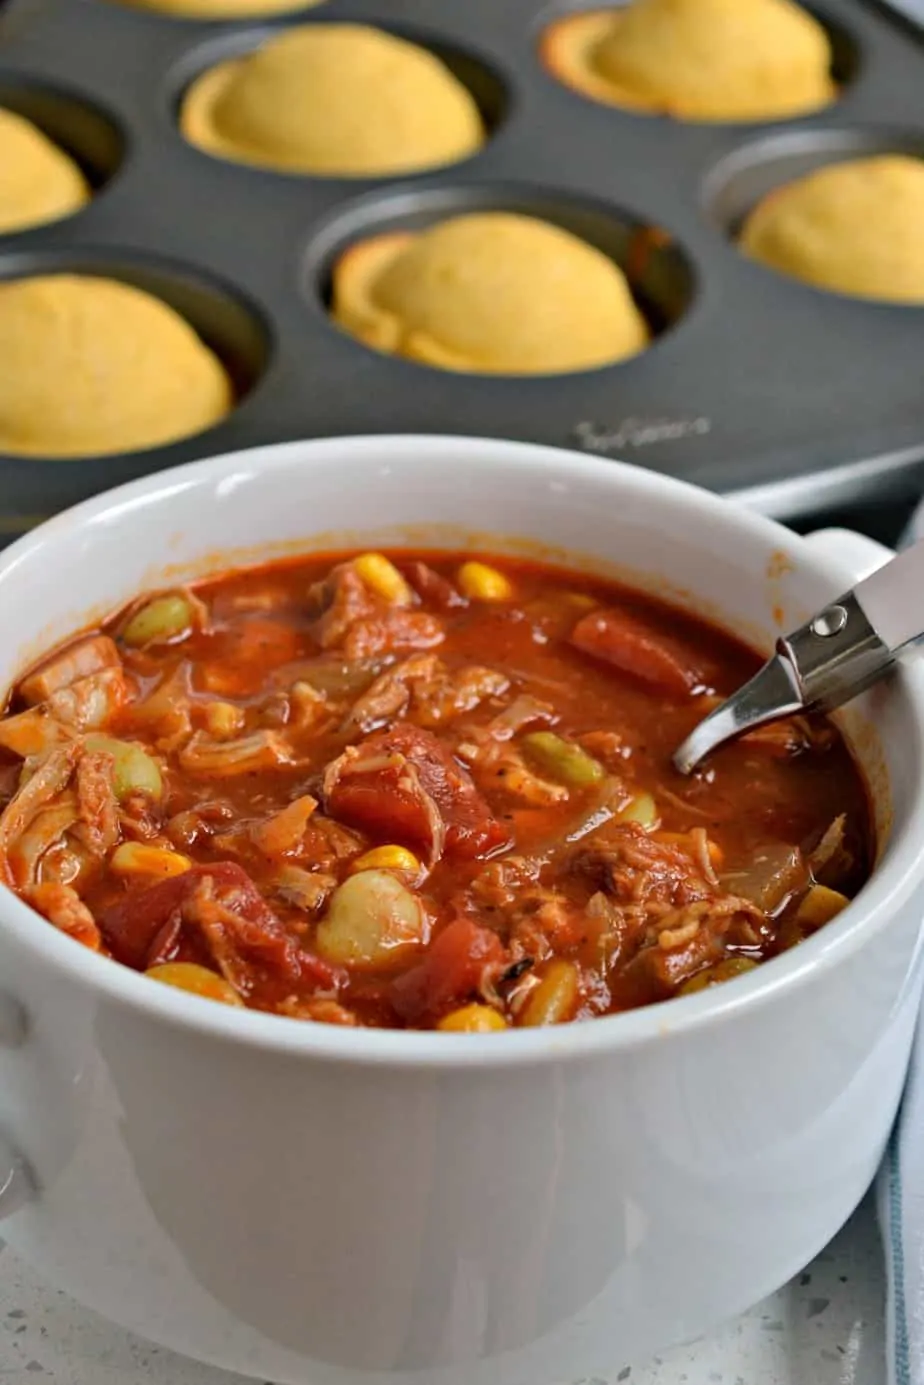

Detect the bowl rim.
[{"left": 2, "top": 432, "right": 923, "bottom": 1070}]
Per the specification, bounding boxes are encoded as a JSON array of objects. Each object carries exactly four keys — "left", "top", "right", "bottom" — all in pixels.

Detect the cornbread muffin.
[
  {"left": 181, "top": 25, "right": 484, "bottom": 177},
  {"left": 542, "top": 0, "right": 835, "bottom": 122},
  {"left": 0, "top": 275, "right": 233, "bottom": 458},
  {"left": 0, "top": 108, "right": 89, "bottom": 234},
  {"left": 109, "top": 0, "right": 324, "bottom": 18},
  {"left": 332, "top": 212, "right": 649, "bottom": 375},
  {"left": 740, "top": 155, "right": 924, "bottom": 303}
]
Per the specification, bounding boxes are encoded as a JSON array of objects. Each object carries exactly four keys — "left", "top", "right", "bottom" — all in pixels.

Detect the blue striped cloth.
[
  {"left": 880, "top": 487, "right": 924, "bottom": 1385},
  {"left": 878, "top": 465, "right": 924, "bottom": 1383},
  {"left": 832, "top": 8, "right": 924, "bottom": 1380},
  {"left": 878, "top": 1026, "right": 924, "bottom": 1385}
]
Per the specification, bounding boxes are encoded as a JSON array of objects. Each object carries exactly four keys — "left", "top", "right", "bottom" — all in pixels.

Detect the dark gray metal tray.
[{"left": 1, "top": 0, "right": 923, "bottom": 539}]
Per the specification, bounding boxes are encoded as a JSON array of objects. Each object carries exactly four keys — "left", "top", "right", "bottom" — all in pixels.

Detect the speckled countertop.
[{"left": 0, "top": 1193, "right": 884, "bottom": 1385}]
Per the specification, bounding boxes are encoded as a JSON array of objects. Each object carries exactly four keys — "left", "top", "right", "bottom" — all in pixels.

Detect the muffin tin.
[{"left": 1, "top": 0, "right": 924, "bottom": 539}]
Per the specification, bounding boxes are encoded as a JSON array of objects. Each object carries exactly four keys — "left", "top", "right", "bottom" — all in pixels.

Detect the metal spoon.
[{"left": 673, "top": 538, "right": 924, "bottom": 776}]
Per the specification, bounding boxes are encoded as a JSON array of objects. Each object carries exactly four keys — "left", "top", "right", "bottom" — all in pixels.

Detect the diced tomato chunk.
[
  {"left": 326, "top": 758, "right": 444, "bottom": 864},
  {"left": 97, "top": 861, "right": 323, "bottom": 986},
  {"left": 570, "top": 607, "right": 702, "bottom": 698},
  {"left": 387, "top": 725, "right": 510, "bottom": 858},
  {"left": 391, "top": 916, "right": 505, "bottom": 1025},
  {"left": 327, "top": 724, "right": 510, "bottom": 862}
]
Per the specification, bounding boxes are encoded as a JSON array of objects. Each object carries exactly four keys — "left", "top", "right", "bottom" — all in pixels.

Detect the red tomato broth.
[{"left": 0, "top": 549, "right": 873, "bottom": 1030}]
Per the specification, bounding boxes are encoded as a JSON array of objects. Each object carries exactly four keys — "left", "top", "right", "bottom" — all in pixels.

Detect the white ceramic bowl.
[{"left": 0, "top": 436, "right": 922, "bottom": 1385}]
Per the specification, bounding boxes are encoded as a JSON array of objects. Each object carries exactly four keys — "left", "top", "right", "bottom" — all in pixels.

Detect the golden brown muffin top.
[
  {"left": 107, "top": 0, "right": 324, "bottom": 20},
  {"left": 181, "top": 25, "right": 484, "bottom": 176},
  {"left": 332, "top": 212, "right": 649, "bottom": 375},
  {"left": 741, "top": 155, "right": 924, "bottom": 303},
  {"left": 542, "top": 0, "right": 834, "bottom": 122},
  {"left": 0, "top": 275, "right": 233, "bottom": 458},
  {"left": 0, "top": 108, "right": 89, "bottom": 235}
]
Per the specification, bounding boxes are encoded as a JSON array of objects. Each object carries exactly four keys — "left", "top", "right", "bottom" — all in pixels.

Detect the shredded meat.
[
  {"left": 342, "top": 657, "right": 429, "bottom": 733},
  {"left": 119, "top": 791, "right": 166, "bottom": 844},
  {"left": 473, "top": 742, "right": 568, "bottom": 807},
  {"left": 298, "top": 816, "right": 366, "bottom": 872},
  {"left": 0, "top": 707, "right": 73, "bottom": 758},
  {"left": 18, "top": 635, "right": 121, "bottom": 706},
  {"left": 47, "top": 667, "right": 127, "bottom": 731},
  {"left": 166, "top": 800, "right": 235, "bottom": 850},
  {"left": 271, "top": 866, "right": 336, "bottom": 914},
  {"left": 307, "top": 565, "right": 379, "bottom": 649},
  {"left": 129, "top": 669, "right": 193, "bottom": 752},
  {"left": 469, "top": 856, "right": 543, "bottom": 912},
  {"left": 179, "top": 873, "right": 301, "bottom": 993},
  {"left": 454, "top": 694, "right": 564, "bottom": 806},
  {"left": 0, "top": 745, "right": 80, "bottom": 886},
  {"left": 307, "top": 564, "right": 443, "bottom": 660},
  {"left": 465, "top": 856, "right": 584, "bottom": 956},
  {"left": 807, "top": 814, "right": 851, "bottom": 887},
  {"left": 570, "top": 823, "right": 714, "bottom": 911},
  {"left": 405, "top": 562, "right": 466, "bottom": 611},
  {"left": 578, "top": 730, "right": 627, "bottom": 770},
  {"left": 287, "top": 681, "right": 330, "bottom": 730},
  {"left": 621, "top": 896, "right": 765, "bottom": 1000},
  {"left": 345, "top": 655, "right": 508, "bottom": 734},
  {"left": 179, "top": 730, "right": 295, "bottom": 778},
  {"left": 690, "top": 826, "right": 719, "bottom": 887},
  {"left": 468, "top": 695, "right": 556, "bottom": 746},
  {"left": 8, "top": 797, "right": 81, "bottom": 890},
  {"left": 25, "top": 881, "right": 101, "bottom": 951},
  {"left": 250, "top": 795, "right": 318, "bottom": 858},
  {"left": 342, "top": 610, "right": 444, "bottom": 661},
  {"left": 73, "top": 750, "right": 120, "bottom": 857}
]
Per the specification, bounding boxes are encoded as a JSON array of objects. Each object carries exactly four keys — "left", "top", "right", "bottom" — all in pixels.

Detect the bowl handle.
[
  {"left": 0, "top": 1136, "right": 34, "bottom": 1219},
  {"left": 0, "top": 993, "right": 36, "bottom": 1220},
  {"left": 802, "top": 526, "right": 894, "bottom": 580}
]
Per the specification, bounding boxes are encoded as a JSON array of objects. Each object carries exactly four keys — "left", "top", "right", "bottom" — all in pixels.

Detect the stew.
[{"left": 0, "top": 548, "right": 872, "bottom": 1030}]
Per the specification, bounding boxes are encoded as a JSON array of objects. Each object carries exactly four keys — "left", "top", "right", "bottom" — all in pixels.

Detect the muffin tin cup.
[{"left": 1, "top": 0, "right": 924, "bottom": 535}]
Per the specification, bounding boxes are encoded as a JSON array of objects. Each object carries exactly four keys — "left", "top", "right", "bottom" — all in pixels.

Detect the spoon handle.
[
  {"left": 853, "top": 536, "right": 924, "bottom": 656},
  {"left": 783, "top": 538, "right": 924, "bottom": 713},
  {"left": 672, "top": 540, "right": 924, "bottom": 775}
]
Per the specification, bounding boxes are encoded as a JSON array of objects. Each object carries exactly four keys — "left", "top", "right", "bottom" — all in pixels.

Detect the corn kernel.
[
  {"left": 353, "top": 553, "right": 413, "bottom": 606},
  {"left": 351, "top": 845, "right": 421, "bottom": 875},
  {"left": 457, "top": 561, "right": 513, "bottom": 603},
  {"left": 110, "top": 842, "right": 192, "bottom": 879},
  {"left": 146, "top": 962, "right": 242, "bottom": 1006},
  {"left": 616, "top": 792, "right": 659, "bottom": 830},
  {"left": 204, "top": 701, "right": 245, "bottom": 740},
  {"left": 438, "top": 1004, "right": 507, "bottom": 1033},
  {"left": 519, "top": 959, "right": 580, "bottom": 1027},
  {"left": 679, "top": 956, "right": 758, "bottom": 995},
  {"left": 795, "top": 884, "right": 850, "bottom": 930}
]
